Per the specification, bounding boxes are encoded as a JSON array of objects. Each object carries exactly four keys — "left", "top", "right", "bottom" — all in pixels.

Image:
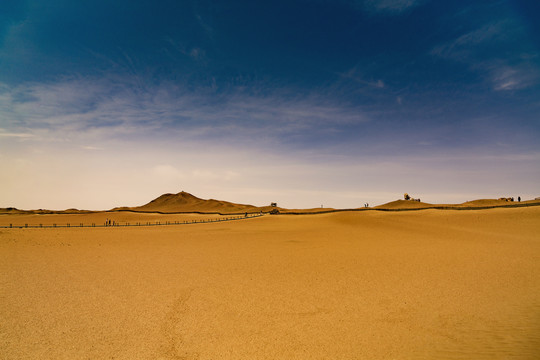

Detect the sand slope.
[
  {"left": 374, "top": 198, "right": 540, "bottom": 211},
  {"left": 1, "top": 207, "right": 539, "bottom": 359},
  {"left": 375, "top": 199, "right": 434, "bottom": 209}
]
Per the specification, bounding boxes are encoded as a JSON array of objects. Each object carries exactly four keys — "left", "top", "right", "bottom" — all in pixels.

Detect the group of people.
[{"left": 104, "top": 219, "right": 116, "bottom": 226}]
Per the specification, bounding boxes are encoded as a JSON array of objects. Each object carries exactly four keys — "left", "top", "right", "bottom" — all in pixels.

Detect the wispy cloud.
[
  {"left": 489, "top": 62, "right": 539, "bottom": 91},
  {"left": 0, "top": 129, "right": 34, "bottom": 138},
  {"left": 153, "top": 164, "right": 185, "bottom": 180},
  {"left": 81, "top": 145, "right": 103, "bottom": 151},
  {"left": 362, "top": 0, "right": 424, "bottom": 14},
  {"left": 431, "top": 16, "right": 540, "bottom": 91},
  {"left": 0, "top": 76, "right": 371, "bottom": 149},
  {"left": 339, "top": 67, "right": 385, "bottom": 88},
  {"left": 430, "top": 21, "right": 506, "bottom": 61}
]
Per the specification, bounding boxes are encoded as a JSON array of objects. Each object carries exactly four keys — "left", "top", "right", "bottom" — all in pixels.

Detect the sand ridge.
[{"left": 374, "top": 199, "right": 434, "bottom": 209}]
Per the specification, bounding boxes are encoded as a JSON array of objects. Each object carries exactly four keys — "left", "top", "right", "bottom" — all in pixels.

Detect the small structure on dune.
[
  {"left": 271, "top": 202, "right": 277, "bottom": 207},
  {"left": 404, "top": 193, "right": 421, "bottom": 202}
]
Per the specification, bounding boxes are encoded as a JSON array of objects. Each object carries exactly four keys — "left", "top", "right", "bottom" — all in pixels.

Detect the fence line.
[{"left": 0, "top": 213, "right": 264, "bottom": 229}]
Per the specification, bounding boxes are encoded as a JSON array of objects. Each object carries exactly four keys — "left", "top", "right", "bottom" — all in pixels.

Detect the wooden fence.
[{"left": 0, "top": 213, "right": 264, "bottom": 229}]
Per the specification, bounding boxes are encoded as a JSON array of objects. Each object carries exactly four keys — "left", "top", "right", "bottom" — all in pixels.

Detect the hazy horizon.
[
  {"left": 2, "top": 187, "right": 538, "bottom": 212},
  {"left": 1, "top": 0, "right": 539, "bottom": 210}
]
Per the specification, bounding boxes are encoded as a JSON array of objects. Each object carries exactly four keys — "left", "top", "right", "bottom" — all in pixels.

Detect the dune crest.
[
  {"left": 375, "top": 199, "right": 433, "bottom": 209},
  {"left": 459, "top": 199, "right": 517, "bottom": 207}
]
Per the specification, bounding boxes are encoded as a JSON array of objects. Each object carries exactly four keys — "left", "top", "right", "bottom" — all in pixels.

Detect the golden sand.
[{"left": 1, "top": 207, "right": 539, "bottom": 359}]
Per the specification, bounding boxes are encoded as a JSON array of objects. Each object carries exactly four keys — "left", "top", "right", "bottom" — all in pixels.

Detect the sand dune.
[
  {"left": 1, "top": 205, "right": 539, "bottom": 359},
  {"left": 374, "top": 198, "right": 540, "bottom": 211},
  {"left": 115, "top": 191, "right": 276, "bottom": 214},
  {"left": 125, "top": 193, "right": 540, "bottom": 214},
  {"left": 374, "top": 199, "right": 434, "bottom": 209},
  {"left": 0, "top": 207, "right": 93, "bottom": 215},
  {"left": 3, "top": 192, "right": 539, "bottom": 216},
  {"left": 457, "top": 198, "right": 535, "bottom": 207},
  {"left": 134, "top": 191, "right": 254, "bottom": 212},
  {"left": 459, "top": 199, "right": 510, "bottom": 206}
]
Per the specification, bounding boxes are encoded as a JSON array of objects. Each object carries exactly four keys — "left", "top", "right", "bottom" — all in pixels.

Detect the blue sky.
[{"left": 1, "top": 0, "right": 539, "bottom": 209}]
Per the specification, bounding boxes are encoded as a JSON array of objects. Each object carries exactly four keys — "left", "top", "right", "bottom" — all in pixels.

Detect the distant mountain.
[{"left": 117, "top": 191, "right": 270, "bottom": 214}]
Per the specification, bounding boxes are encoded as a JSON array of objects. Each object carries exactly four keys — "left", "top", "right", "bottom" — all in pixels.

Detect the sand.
[{"left": 1, "top": 206, "right": 540, "bottom": 359}]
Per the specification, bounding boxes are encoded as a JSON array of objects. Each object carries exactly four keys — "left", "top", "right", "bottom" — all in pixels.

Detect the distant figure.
[
  {"left": 518, "top": 196, "right": 521, "bottom": 202},
  {"left": 244, "top": 212, "right": 247, "bottom": 218}
]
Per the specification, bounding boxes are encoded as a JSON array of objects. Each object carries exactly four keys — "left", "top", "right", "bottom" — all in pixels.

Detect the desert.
[
  {"left": 3, "top": 1, "right": 539, "bottom": 359},
  {"left": 1, "top": 193, "right": 539, "bottom": 359}
]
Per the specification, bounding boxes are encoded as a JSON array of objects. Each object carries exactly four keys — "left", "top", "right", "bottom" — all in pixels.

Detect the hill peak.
[{"left": 131, "top": 191, "right": 258, "bottom": 213}]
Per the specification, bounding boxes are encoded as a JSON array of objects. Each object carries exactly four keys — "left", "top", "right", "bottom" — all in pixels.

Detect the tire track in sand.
[{"left": 158, "top": 288, "right": 199, "bottom": 360}]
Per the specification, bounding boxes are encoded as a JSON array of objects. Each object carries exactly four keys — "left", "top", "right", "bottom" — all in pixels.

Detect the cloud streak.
[
  {"left": 0, "top": 76, "right": 372, "bottom": 150},
  {"left": 431, "top": 14, "right": 540, "bottom": 91},
  {"left": 362, "top": 0, "right": 424, "bottom": 14},
  {"left": 0, "top": 129, "right": 34, "bottom": 138}
]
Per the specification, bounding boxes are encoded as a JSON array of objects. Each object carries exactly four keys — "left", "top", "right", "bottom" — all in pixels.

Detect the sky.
[{"left": 1, "top": 0, "right": 539, "bottom": 210}]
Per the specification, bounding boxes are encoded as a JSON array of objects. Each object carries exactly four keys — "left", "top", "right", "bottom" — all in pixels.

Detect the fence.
[{"left": 0, "top": 213, "right": 264, "bottom": 229}]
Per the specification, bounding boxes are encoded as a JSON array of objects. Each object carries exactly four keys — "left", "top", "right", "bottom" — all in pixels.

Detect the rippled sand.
[{"left": 1, "top": 207, "right": 539, "bottom": 359}]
